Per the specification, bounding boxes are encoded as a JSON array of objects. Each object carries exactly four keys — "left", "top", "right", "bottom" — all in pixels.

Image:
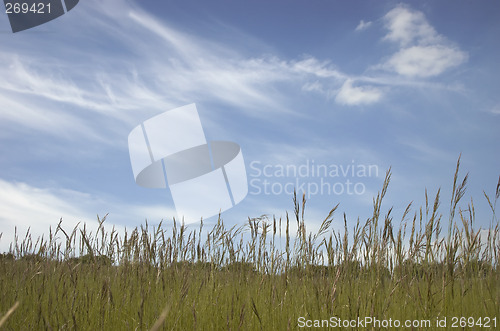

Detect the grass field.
[{"left": 0, "top": 157, "right": 499, "bottom": 330}]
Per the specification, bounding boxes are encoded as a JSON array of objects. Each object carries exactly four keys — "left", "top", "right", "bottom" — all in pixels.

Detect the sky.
[{"left": 0, "top": 0, "right": 499, "bottom": 252}]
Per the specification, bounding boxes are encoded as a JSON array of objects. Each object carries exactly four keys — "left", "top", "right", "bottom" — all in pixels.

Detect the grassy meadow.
[{"left": 0, "top": 158, "right": 499, "bottom": 330}]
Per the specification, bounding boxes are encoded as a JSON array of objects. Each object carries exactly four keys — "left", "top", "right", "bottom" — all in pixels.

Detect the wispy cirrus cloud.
[
  {"left": 355, "top": 20, "right": 372, "bottom": 32},
  {"left": 335, "top": 79, "right": 382, "bottom": 106},
  {"left": 0, "top": 1, "right": 295, "bottom": 143},
  {"left": 301, "top": 81, "right": 324, "bottom": 93},
  {"left": 490, "top": 103, "right": 500, "bottom": 115},
  {"left": 291, "top": 57, "right": 346, "bottom": 80},
  {"left": 0, "top": 0, "right": 470, "bottom": 136}
]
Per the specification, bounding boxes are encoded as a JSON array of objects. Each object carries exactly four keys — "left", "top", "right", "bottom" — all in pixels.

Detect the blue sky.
[{"left": 0, "top": 0, "right": 499, "bottom": 251}]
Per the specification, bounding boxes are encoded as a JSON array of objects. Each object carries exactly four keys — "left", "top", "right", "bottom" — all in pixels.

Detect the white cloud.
[
  {"left": 0, "top": 1, "right": 299, "bottom": 142},
  {"left": 385, "top": 45, "right": 468, "bottom": 77},
  {"left": 292, "top": 57, "right": 346, "bottom": 80},
  {"left": 355, "top": 20, "right": 372, "bottom": 32},
  {"left": 302, "top": 81, "right": 324, "bottom": 93},
  {"left": 4, "top": 0, "right": 467, "bottom": 141},
  {"left": 383, "top": 5, "right": 439, "bottom": 46},
  {"left": 380, "top": 4, "right": 467, "bottom": 78},
  {"left": 335, "top": 80, "right": 382, "bottom": 106},
  {"left": 490, "top": 104, "right": 500, "bottom": 115},
  {"left": 0, "top": 54, "right": 132, "bottom": 114},
  {"left": 0, "top": 179, "right": 99, "bottom": 253},
  {"left": 0, "top": 51, "right": 176, "bottom": 143},
  {"left": 0, "top": 179, "right": 182, "bottom": 253}
]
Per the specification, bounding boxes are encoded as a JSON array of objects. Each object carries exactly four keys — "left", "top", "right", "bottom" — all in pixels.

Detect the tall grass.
[{"left": 0, "top": 157, "right": 498, "bottom": 330}]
